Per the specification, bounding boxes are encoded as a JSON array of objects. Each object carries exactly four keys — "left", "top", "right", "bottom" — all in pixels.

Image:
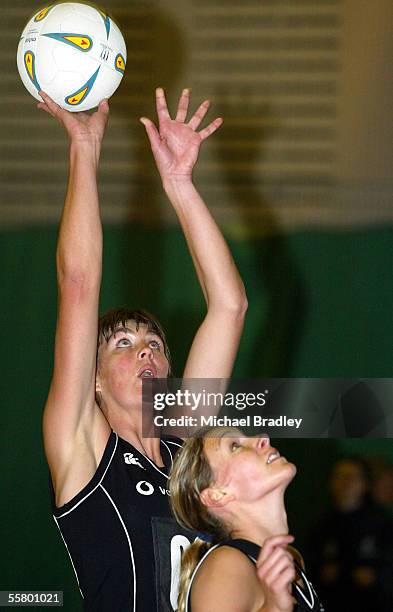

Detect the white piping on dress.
[{"left": 56, "top": 434, "right": 119, "bottom": 518}]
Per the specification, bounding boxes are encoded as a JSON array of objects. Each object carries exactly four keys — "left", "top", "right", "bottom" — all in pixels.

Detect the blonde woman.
[{"left": 170, "top": 429, "right": 324, "bottom": 612}]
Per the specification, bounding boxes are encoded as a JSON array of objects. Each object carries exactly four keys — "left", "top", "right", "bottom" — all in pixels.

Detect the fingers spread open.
[
  {"left": 188, "top": 100, "right": 210, "bottom": 131},
  {"left": 155, "top": 87, "right": 171, "bottom": 125},
  {"left": 175, "top": 88, "right": 190, "bottom": 122},
  {"left": 140, "top": 117, "right": 161, "bottom": 150},
  {"left": 198, "top": 117, "right": 223, "bottom": 141}
]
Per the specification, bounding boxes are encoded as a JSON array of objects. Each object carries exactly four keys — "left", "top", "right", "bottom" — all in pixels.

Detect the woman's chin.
[{"left": 286, "top": 461, "right": 297, "bottom": 481}]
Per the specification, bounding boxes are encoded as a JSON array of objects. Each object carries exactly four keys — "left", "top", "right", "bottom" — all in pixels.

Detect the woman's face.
[
  {"left": 330, "top": 459, "right": 367, "bottom": 508},
  {"left": 96, "top": 320, "right": 169, "bottom": 409},
  {"left": 203, "top": 429, "right": 296, "bottom": 504}
]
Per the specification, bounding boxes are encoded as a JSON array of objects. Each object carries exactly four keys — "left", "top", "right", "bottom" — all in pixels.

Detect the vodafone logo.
[
  {"left": 135, "top": 480, "right": 170, "bottom": 496},
  {"left": 136, "top": 480, "right": 155, "bottom": 496}
]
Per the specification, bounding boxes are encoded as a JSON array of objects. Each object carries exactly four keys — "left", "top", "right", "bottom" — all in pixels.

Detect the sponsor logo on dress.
[
  {"left": 136, "top": 480, "right": 155, "bottom": 495},
  {"left": 123, "top": 452, "right": 145, "bottom": 469},
  {"left": 135, "top": 480, "right": 170, "bottom": 496}
]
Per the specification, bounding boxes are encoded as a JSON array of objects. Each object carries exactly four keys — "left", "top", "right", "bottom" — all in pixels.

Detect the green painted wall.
[{"left": 1, "top": 224, "right": 392, "bottom": 609}]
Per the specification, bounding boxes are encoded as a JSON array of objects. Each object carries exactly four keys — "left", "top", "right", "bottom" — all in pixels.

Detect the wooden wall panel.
[{"left": 1, "top": 0, "right": 391, "bottom": 231}]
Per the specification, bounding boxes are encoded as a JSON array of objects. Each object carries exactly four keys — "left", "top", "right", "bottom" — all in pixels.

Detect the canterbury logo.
[{"left": 123, "top": 453, "right": 144, "bottom": 469}]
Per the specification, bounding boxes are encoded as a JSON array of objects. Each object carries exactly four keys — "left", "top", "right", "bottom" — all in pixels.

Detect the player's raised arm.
[
  {"left": 40, "top": 93, "right": 111, "bottom": 504},
  {"left": 141, "top": 88, "right": 247, "bottom": 380}
]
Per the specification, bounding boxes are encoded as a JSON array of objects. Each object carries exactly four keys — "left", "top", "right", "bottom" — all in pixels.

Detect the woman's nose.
[
  {"left": 138, "top": 344, "right": 153, "bottom": 359},
  {"left": 254, "top": 434, "right": 270, "bottom": 449}
]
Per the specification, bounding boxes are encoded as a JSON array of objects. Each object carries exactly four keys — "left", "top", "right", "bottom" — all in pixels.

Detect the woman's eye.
[
  {"left": 117, "top": 338, "right": 131, "bottom": 347},
  {"left": 150, "top": 340, "right": 161, "bottom": 350}
]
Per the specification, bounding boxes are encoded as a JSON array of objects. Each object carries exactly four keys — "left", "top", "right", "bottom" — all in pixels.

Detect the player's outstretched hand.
[
  {"left": 256, "top": 535, "right": 296, "bottom": 612},
  {"left": 37, "top": 91, "right": 109, "bottom": 147},
  {"left": 140, "top": 88, "right": 223, "bottom": 181}
]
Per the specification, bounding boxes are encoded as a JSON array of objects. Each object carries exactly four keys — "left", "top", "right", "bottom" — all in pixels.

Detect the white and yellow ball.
[{"left": 17, "top": 2, "right": 127, "bottom": 111}]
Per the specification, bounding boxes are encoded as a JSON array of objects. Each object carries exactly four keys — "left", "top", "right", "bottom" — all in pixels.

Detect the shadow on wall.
[
  {"left": 209, "top": 90, "right": 307, "bottom": 377},
  {"left": 103, "top": 5, "right": 307, "bottom": 377},
  {"left": 101, "top": 6, "right": 187, "bottom": 333}
]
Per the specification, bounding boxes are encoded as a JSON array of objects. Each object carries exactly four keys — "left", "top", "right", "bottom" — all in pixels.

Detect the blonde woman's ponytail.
[
  {"left": 177, "top": 539, "right": 210, "bottom": 612},
  {"left": 169, "top": 430, "right": 231, "bottom": 611}
]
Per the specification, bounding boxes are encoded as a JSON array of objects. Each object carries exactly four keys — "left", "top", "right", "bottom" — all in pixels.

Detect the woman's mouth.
[
  {"left": 137, "top": 365, "right": 157, "bottom": 378},
  {"left": 266, "top": 450, "right": 280, "bottom": 465}
]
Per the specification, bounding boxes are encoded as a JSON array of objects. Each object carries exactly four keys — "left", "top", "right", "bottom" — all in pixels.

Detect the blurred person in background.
[
  {"left": 367, "top": 457, "right": 393, "bottom": 515},
  {"left": 306, "top": 457, "right": 393, "bottom": 611}
]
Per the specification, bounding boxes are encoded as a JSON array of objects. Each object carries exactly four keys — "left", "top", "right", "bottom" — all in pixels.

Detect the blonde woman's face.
[{"left": 203, "top": 430, "right": 296, "bottom": 503}]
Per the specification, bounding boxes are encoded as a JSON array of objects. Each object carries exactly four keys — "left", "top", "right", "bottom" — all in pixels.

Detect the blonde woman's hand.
[
  {"left": 257, "top": 535, "right": 296, "bottom": 612},
  {"left": 140, "top": 87, "right": 222, "bottom": 181}
]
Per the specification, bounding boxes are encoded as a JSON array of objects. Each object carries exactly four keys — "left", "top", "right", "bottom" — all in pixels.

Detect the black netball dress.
[
  {"left": 186, "top": 538, "right": 325, "bottom": 611},
  {"left": 52, "top": 432, "right": 194, "bottom": 611}
]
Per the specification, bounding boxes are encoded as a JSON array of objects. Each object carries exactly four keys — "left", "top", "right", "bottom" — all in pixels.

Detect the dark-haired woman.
[
  {"left": 40, "top": 89, "right": 247, "bottom": 611},
  {"left": 170, "top": 428, "right": 325, "bottom": 612}
]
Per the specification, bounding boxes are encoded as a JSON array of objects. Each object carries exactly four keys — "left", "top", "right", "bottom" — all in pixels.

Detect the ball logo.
[
  {"left": 99, "top": 11, "right": 111, "bottom": 40},
  {"left": 24, "top": 51, "right": 40, "bottom": 90},
  {"left": 34, "top": 6, "right": 53, "bottom": 22},
  {"left": 66, "top": 86, "right": 89, "bottom": 106},
  {"left": 24, "top": 51, "right": 34, "bottom": 80},
  {"left": 100, "top": 45, "right": 111, "bottom": 62},
  {"left": 63, "top": 35, "right": 92, "bottom": 51},
  {"left": 115, "top": 54, "right": 126, "bottom": 74},
  {"left": 65, "top": 67, "right": 100, "bottom": 106},
  {"left": 136, "top": 480, "right": 155, "bottom": 496},
  {"left": 43, "top": 33, "right": 92, "bottom": 52}
]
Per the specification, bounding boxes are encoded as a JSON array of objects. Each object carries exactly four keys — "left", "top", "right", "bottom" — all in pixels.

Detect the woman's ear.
[{"left": 200, "top": 486, "right": 234, "bottom": 509}]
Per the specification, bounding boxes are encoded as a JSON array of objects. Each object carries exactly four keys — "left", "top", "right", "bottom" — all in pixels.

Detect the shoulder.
[
  {"left": 191, "top": 545, "right": 264, "bottom": 611},
  {"left": 199, "top": 542, "right": 257, "bottom": 571}
]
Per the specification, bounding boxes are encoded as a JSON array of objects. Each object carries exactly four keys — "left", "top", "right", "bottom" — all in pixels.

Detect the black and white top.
[
  {"left": 52, "top": 432, "right": 194, "bottom": 611},
  {"left": 186, "top": 539, "right": 325, "bottom": 612}
]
